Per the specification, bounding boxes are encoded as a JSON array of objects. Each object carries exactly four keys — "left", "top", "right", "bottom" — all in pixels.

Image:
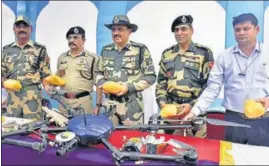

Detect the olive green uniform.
[
  {"left": 2, "top": 41, "right": 52, "bottom": 119},
  {"left": 96, "top": 41, "right": 156, "bottom": 125},
  {"left": 156, "top": 42, "right": 214, "bottom": 137}
]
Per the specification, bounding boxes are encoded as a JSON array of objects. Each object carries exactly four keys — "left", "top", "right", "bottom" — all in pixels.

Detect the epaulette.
[
  {"left": 84, "top": 50, "right": 98, "bottom": 58},
  {"left": 130, "top": 41, "right": 145, "bottom": 48},
  {"left": 195, "top": 43, "right": 212, "bottom": 52},
  {"left": 33, "top": 41, "right": 46, "bottom": 49},
  {"left": 3, "top": 42, "right": 14, "bottom": 50},
  {"left": 60, "top": 51, "right": 69, "bottom": 57},
  {"left": 103, "top": 43, "right": 114, "bottom": 51},
  {"left": 162, "top": 44, "right": 176, "bottom": 55}
]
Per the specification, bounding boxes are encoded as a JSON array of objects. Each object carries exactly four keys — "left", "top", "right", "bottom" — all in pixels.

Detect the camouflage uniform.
[
  {"left": 56, "top": 50, "right": 99, "bottom": 115},
  {"left": 2, "top": 40, "right": 52, "bottom": 119},
  {"left": 156, "top": 42, "right": 214, "bottom": 138},
  {"left": 96, "top": 41, "right": 156, "bottom": 125}
]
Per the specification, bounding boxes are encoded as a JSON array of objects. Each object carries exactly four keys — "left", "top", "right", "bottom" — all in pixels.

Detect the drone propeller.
[{"left": 148, "top": 115, "right": 250, "bottom": 128}]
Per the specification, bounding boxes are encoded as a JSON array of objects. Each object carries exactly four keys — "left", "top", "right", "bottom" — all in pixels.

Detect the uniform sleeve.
[
  {"left": 127, "top": 46, "right": 156, "bottom": 93},
  {"left": 95, "top": 50, "right": 106, "bottom": 87},
  {"left": 1, "top": 50, "right": 7, "bottom": 78},
  {"left": 189, "top": 48, "right": 215, "bottom": 106},
  {"left": 1, "top": 50, "right": 7, "bottom": 86},
  {"left": 155, "top": 55, "right": 168, "bottom": 107},
  {"left": 92, "top": 55, "right": 100, "bottom": 85},
  {"left": 39, "top": 47, "right": 52, "bottom": 79},
  {"left": 55, "top": 56, "right": 61, "bottom": 75},
  {"left": 191, "top": 51, "right": 224, "bottom": 116}
]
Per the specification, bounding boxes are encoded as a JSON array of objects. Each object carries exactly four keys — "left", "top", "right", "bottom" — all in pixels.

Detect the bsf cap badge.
[
  {"left": 74, "top": 27, "right": 79, "bottom": 34},
  {"left": 181, "top": 15, "right": 187, "bottom": 23},
  {"left": 114, "top": 16, "right": 120, "bottom": 23},
  {"left": 17, "top": 15, "right": 24, "bottom": 21}
]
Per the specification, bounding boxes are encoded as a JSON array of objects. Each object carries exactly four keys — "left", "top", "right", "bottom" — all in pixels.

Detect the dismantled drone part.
[
  {"left": 55, "top": 131, "right": 76, "bottom": 143},
  {"left": 122, "top": 137, "right": 144, "bottom": 152}
]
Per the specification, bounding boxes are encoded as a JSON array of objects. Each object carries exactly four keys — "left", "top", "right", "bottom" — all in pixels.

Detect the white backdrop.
[
  {"left": 127, "top": 1, "right": 226, "bottom": 121},
  {"left": 2, "top": 1, "right": 269, "bottom": 123},
  {"left": 36, "top": 1, "right": 98, "bottom": 74}
]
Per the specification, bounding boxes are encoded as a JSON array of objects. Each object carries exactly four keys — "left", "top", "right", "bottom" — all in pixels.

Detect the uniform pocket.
[
  {"left": 58, "top": 62, "right": 68, "bottom": 76},
  {"left": 27, "top": 55, "right": 39, "bottom": 74},
  {"left": 76, "top": 60, "right": 93, "bottom": 80},
  {"left": 183, "top": 60, "right": 200, "bottom": 80},
  {"left": 163, "top": 59, "right": 175, "bottom": 78},
  {"left": 103, "top": 57, "right": 115, "bottom": 78},
  {"left": 5, "top": 56, "right": 15, "bottom": 72},
  {"left": 122, "top": 56, "right": 140, "bottom": 75}
]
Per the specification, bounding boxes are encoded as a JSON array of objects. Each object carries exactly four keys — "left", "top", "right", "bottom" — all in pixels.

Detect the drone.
[{"left": 1, "top": 76, "right": 251, "bottom": 165}]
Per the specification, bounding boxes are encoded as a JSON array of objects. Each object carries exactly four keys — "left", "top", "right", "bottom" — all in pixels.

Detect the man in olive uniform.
[
  {"left": 56, "top": 26, "right": 100, "bottom": 115},
  {"left": 1, "top": 15, "right": 52, "bottom": 119},
  {"left": 156, "top": 15, "right": 214, "bottom": 138},
  {"left": 96, "top": 15, "right": 156, "bottom": 125}
]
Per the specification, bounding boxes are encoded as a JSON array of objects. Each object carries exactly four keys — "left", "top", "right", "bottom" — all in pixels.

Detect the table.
[{"left": 2, "top": 130, "right": 220, "bottom": 165}]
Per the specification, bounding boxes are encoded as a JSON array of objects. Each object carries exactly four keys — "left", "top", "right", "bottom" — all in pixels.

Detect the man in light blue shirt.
[{"left": 183, "top": 13, "right": 269, "bottom": 147}]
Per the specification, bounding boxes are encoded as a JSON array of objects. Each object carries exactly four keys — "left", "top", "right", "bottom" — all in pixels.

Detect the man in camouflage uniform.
[
  {"left": 1, "top": 15, "right": 52, "bottom": 119},
  {"left": 96, "top": 15, "right": 156, "bottom": 125},
  {"left": 156, "top": 15, "right": 214, "bottom": 138},
  {"left": 56, "top": 26, "right": 100, "bottom": 115}
]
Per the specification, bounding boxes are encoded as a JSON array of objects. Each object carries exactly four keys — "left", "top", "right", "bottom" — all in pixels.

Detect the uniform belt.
[
  {"left": 64, "top": 91, "right": 90, "bottom": 99},
  {"left": 107, "top": 92, "right": 142, "bottom": 103},
  {"left": 226, "top": 110, "right": 269, "bottom": 120},
  {"left": 167, "top": 96, "right": 194, "bottom": 104}
]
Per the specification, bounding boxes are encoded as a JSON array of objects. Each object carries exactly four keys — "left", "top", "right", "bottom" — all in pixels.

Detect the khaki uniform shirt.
[{"left": 56, "top": 50, "right": 99, "bottom": 93}]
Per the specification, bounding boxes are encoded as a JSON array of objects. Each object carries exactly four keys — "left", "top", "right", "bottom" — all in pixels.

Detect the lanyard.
[{"left": 234, "top": 51, "right": 259, "bottom": 76}]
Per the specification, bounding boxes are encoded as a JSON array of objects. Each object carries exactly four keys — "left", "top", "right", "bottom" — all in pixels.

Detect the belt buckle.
[{"left": 66, "top": 93, "right": 76, "bottom": 99}]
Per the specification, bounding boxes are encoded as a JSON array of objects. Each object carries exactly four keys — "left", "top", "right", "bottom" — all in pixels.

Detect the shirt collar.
[
  {"left": 113, "top": 40, "right": 131, "bottom": 51},
  {"left": 233, "top": 40, "right": 261, "bottom": 54},
  {"left": 173, "top": 41, "right": 196, "bottom": 53},
  {"left": 11, "top": 40, "right": 34, "bottom": 48},
  {"left": 66, "top": 49, "right": 85, "bottom": 57}
]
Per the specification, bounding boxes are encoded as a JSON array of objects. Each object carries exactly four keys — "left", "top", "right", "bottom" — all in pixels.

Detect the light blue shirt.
[{"left": 192, "top": 41, "right": 269, "bottom": 115}]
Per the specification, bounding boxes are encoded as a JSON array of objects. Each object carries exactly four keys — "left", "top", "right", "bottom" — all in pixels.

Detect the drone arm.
[
  {"left": 2, "top": 129, "right": 29, "bottom": 138},
  {"left": 2, "top": 120, "right": 49, "bottom": 139},
  {"left": 40, "top": 127, "right": 67, "bottom": 133},
  {"left": 2, "top": 136, "right": 47, "bottom": 153},
  {"left": 101, "top": 137, "right": 119, "bottom": 153},
  {"left": 115, "top": 124, "right": 193, "bottom": 131}
]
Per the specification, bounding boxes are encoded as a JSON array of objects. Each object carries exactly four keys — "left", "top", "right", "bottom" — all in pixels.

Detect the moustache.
[
  {"left": 18, "top": 31, "right": 27, "bottom": 35},
  {"left": 113, "top": 35, "right": 121, "bottom": 38},
  {"left": 68, "top": 43, "right": 76, "bottom": 46}
]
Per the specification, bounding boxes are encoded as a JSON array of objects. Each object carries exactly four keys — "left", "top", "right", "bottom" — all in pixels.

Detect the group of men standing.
[{"left": 2, "top": 13, "right": 269, "bottom": 147}]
